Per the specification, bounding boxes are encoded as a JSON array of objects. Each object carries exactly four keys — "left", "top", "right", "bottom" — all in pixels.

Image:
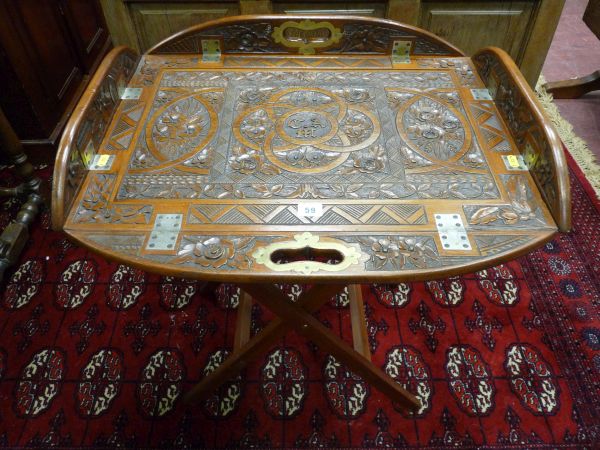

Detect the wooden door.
[
  {"left": 60, "top": 0, "right": 110, "bottom": 73},
  {"left": 129, "top": 2, "right": 240, "bottom": 52},
  {"left": 419, "top": 1, "right": 535, "bottom": 62},
  {"left": 0, "top": 0, "right": 83, "bottom": 136},
  {"left": 273, "top": 1, "right": 386, "bottom": 16}
]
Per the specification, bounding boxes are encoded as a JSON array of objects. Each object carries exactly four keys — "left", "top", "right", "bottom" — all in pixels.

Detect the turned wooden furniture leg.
[
  {"left": 544, "top": 70, "right": 600, "bottom": 99},
  {"left": 184, "top": 283, "right": 346, "bottom": 404},
  {"left": 233, "top": 291, "right": 253, "bottom": 350},
  {"left": 0, "top": 107, "right": 47, "bottom": 282},
  {"left": 348, "top": 284, "right": 372, "bottom": 360}
]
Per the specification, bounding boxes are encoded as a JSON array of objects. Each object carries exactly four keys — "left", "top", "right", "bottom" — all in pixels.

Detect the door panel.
[
  {"left": 419, "top": 1, "right": 535, "bottom": 62},
  {"left": 129, "top": 2, "right": 240, "bottom": 52},
  {"left": 61, "top": 0, "right": 109, "bottom": 72},
  {"left": 273, "top": 2, "right": 386, "bottom": 17},
  {"left": 12, "top": 0, "right": 82, "bottom": 105}
]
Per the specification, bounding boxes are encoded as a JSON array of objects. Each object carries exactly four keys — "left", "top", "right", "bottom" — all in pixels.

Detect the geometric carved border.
[{"left": 188, "top": 204, "right": 427, "bottom": 226}]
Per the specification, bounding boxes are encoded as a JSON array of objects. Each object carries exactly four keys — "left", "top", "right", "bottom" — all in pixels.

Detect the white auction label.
[{"left": 297, "top": 202, "right": 323, "bottom": 218}]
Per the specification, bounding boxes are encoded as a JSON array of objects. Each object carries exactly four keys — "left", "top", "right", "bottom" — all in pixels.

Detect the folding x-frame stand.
[{"left": 184, "top": 283, "right": 420, "bottom": 412}]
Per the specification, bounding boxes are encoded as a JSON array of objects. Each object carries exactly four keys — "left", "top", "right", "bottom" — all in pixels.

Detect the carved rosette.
[{"left": 170, "top": 236, "right": 257, "bottom": 270}]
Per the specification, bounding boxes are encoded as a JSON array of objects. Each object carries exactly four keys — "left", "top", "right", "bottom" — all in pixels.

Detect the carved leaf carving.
[
  {"left": 499, "top": 209, "right": 519, "bottom": 225},
  {"left": 469, "top": 207, "right": 500, "bottom": 225}
]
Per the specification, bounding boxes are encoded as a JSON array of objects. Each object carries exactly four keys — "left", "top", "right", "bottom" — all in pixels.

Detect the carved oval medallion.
[
  {"left": 140, "top": 93, "right": 218, "bottom": 171},
  {"left": 398, "top": 93, "right": 471, "bottom": 163}
]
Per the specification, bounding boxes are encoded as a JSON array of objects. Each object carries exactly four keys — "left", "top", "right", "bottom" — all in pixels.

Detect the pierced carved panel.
[
  {"left": 149, "top": 21, "right": 459, "bottom": 56},
  {"left": 473, "top": 51, "right": 568, "bottom": 230},
  {"left": 72, "top": 231, "right": 537, "bottom": 276},
  {"left": 59, "top": 50, "right": 138, "bottom": 227}
]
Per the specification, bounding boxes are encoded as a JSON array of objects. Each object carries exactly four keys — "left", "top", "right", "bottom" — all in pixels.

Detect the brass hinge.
[
  {"left": 391, "top": 40, "right": 412, "bottom": 64},
  {"left": 201, "top": 39, "right": 221, "bottom": 63}
]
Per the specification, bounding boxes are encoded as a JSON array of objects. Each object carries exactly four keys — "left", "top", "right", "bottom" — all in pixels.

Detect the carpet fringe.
[{"left": 536, "top": 75, "right": 600, "bottom": 199}]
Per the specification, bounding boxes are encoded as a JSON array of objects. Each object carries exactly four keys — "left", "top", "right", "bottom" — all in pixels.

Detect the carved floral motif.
[
  {"left": 418, "top": 59, "right": 477, "bottom": 87},
  {"left": 148, "top": 94, "right": 215, "bottom": 162},
  {"left": 228, "top": 146, "right": 280, "bottom": 175},
  {"left": 134, "top": 57, "right": 197, "bottom": 86},
  {"left": 60, "top": 50, "right": 137, "bottom": 225},
  {"left": 402, "top": 96, "right": 466, "bottom": 162},
  {"left": 467, "top": 175, "right": 546, "bottom": 227},
  {"left": 357, "top": 236, "right": 438, "bottom": 270},
  {"left": 344, "top": 145, "right": 386, "bottom": 174},
  {"left": 333, "top": 24, "right": 453, "bottom": 55},
  {"left": 232, "top": 86, "right": 381, "bottom": 175},
  {"left": 170, "top": 236, "right": 256, "bottom": 270},
  {"left": 75, "top": 175, "right": 152, "bottom": 224}
]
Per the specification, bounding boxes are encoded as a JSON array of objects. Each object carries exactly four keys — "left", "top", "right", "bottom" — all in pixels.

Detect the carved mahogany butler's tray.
[{"left": 51, "top": 15, "right": 571, "bottom": 411}]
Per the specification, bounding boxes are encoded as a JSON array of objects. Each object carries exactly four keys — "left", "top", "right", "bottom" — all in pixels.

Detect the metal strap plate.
[
  {"left": 502, "top": 154, "right": 528, "bottom": 171},
  {"left": 89, "top": 154, "right": 115, "bottom": 171},
  {"left": 471, "top": 88, "right": 493, "bottom": 101},
  {"left": 392, "top": 40, "right": 412, "bottom": 64},
  {"left": 435, "top": 213, "right": 472, "bottom": 251},
  {"left": 202, "top": 39, "right": 221, "bottom": 63},
  {"left": 121, "top": 88, "right": 142, "bottom": 100},
  {"left": 146, "top": 214, "right": 182, "bottom": 251}
]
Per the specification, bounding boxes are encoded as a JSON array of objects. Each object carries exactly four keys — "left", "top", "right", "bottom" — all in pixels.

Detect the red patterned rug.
[{"left": 0, "top": 151, "right": 599, "bottom": 448}]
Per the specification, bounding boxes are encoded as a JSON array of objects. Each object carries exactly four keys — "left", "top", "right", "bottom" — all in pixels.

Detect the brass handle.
[{"left": 252, "top": 232, "right": 361, "bottom": 274}]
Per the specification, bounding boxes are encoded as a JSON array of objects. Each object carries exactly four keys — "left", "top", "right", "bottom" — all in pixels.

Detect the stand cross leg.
[
  {"left": 184, "top": 283, "right": 420, "bottom": 412},
  {"left": 184, "top": 283, "right": 343, "bottom": 404}
]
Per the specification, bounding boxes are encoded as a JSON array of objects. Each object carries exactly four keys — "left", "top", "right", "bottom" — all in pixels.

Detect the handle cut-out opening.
[{"left": 270, "top": 247, "right": 344, "bottom": 265}]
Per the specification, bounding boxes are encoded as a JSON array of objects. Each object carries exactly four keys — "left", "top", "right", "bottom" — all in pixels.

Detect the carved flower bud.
[{"left": 201, "top": 237, "right": 225, "bottom": 260}]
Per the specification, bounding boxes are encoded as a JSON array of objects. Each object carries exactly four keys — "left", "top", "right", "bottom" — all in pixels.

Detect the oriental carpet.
[{"left": 0, "top": 151, "right": 599, "bottom": 448}]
